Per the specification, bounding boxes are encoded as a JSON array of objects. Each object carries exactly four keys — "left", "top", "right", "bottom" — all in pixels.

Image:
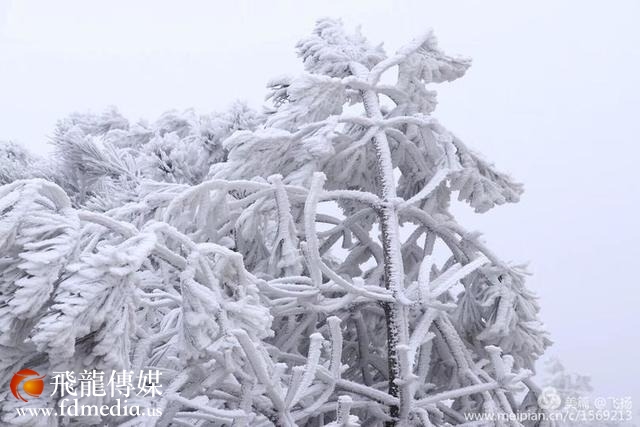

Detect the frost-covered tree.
[
  {"left": 542, "top": 358, "right": 592, "bottom": 402},
  {"left": 540, "top": 359, "right": 635, "bottom": 427},
  {"left": 0, "top": 141, "right": 40, "bottom": 185},
  {"left": 0, "top": 19, "right": 550, "bottom": 426}
]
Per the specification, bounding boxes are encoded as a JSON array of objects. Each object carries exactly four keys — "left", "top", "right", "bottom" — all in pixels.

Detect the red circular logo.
[{"left": 10, "top": 369, "right": 45, "bottom": 402}]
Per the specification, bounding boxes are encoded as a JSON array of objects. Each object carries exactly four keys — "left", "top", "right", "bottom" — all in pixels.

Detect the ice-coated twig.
[
  {"left": 368, "top": 30, "right": 436, "bottom": 86},
  {"left": 303, "top": 172, "right": 326, "bottom": 287},
  {"left": 399, "top": 167, "right": 450, "bottom": 210}
]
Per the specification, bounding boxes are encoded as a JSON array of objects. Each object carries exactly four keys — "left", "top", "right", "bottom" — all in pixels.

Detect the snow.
[{"left": 0, "top": 18, "right": 550, "bottom": 426}]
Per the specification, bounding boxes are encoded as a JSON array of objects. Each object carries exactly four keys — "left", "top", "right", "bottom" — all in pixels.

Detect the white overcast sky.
[{"left": 1, "top": 0, "right": 639, "bottom": 406}]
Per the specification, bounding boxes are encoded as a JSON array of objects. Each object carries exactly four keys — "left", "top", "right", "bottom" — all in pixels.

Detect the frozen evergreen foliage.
[
  {"left": 0, "top": 19, "right": 551, "bottom": 426},
  {"left": 0, "top": 141, "right": 39, "bottom": 185}
]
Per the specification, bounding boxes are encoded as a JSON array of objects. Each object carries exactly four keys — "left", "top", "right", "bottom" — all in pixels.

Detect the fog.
[{"left": 1, "top": 0, "right": 638, "bottom": 407}]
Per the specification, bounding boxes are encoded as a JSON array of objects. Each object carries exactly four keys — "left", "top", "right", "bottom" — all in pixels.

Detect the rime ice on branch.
[{"left": 0, "top": 19, "right": 549, "bottom": 426}]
